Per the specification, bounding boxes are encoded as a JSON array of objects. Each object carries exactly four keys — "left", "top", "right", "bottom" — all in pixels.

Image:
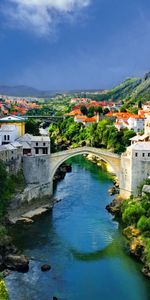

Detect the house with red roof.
[{"left": 113, "top": 112, "right": 145, "bottom": 132}]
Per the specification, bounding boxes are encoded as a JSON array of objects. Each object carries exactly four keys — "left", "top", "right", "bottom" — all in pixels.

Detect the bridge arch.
[{"left": 50, "top": 147, "right": 121, "bottom": 183}]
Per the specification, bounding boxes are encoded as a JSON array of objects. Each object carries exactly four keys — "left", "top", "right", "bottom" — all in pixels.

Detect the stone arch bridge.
[
  {"left": 23, "top": 147, "right": 123, "bottom": 202},
  {"left": 15, "top": 146, "right": 150, "bottom": 217},
  {"left": 50, "top": 147, "right": 121, "bottom": 180}
]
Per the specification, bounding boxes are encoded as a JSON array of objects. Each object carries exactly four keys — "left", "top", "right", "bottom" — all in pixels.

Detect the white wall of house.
[
  {"left": 128, "top": 117, "right": 144, "bottom": 132},
  {"left": 0, "top": 125, "right": 18, "bottom": 144},
  {"left": 74, "top": 116, "right": 84, "bottom": 123},
  {"left": 120, "top": 142, "right": 150, "bottom": 198},
  {"left": 114, "top": 122, "right": 122, "bottom": 131}
]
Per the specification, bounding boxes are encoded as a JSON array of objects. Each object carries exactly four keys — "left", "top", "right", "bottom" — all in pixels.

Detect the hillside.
[
  {"left": 87, "top": 72, "right": 150, "bottom": 103},
  {"left": 130, "top": 72, "right": 150, "bottom": 101},
  {"left": 109, "top": 77, "right": 142, "bottom": 101}
]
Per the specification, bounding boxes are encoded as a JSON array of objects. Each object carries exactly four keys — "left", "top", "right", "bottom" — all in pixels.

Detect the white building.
[
  {"left": 114, "top": 115, "right": 145, "bottom": 133},
  {"left": 0, "top": 115, "right": 26, "bottom": 137},
  {"left": 0, "top": 124, "right": 18, "bottom": 145},
  {"left": 120, "top": 142, "right": 150, "bottom": 198},
  {"left": 128, "top": 116, "right": 145, "bottom": 133}
]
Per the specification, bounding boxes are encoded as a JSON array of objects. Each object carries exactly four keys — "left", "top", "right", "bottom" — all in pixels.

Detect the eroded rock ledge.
[{"left": 0, "top": 235, "right": 29, "bottom": 273}]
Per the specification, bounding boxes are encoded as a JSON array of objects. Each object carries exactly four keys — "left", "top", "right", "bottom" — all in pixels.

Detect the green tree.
[
  {"left": 123, "top": 129, "right": 136, "bottom": 147},
  {"left": 138, "top": 100, "right": 142, "bottom": 109},
  {"left": 80, "top": 105, "right": 88, "bottom": 116},
  {"left": 95, "top": 106, "right": 103, "bottom": 115},
  {"left": 0, "top": 161, "right": 15, "bottom": 218},
  {"left": 0, "top": 279, "right": 9, "bottom": 300},
  {"left": 122, "top": 203, "right": 145, "bottom": 225},
  {"left": 137, "top": 216, "right": 150, "bottom": 232},
  {"left": 88, "top": 106, "right": 95, "bottom": 117},
  {"left": 120, "top": 106, "right": 127, "bottom": 112},
  {"left": 103, "top": 108, "right": 110, "bottom": 115},
  {"left": 25, "top": 119, "right": 40, "bottom": 135}
]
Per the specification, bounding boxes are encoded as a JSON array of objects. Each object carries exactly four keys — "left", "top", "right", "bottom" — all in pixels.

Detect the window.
[
  {"left": 36, "top": 142, "right": 38, "bottom": 146},
  {"left": 43, "top": 148, "right": 48, "bottom": 154},
  {"left": 4, "top": 135, "right": 6, "bottom": 140},
  {"left": 7, "top": 135, "right": 10, "bottom": 140},
  {"left": 142, "top": 153, "right": 145, "bottom": 157},
  {"left": 43, "top": 142, "right": 46, "bottom": 146},
  {"left": 35, "top": 148, "right": 39, "bottom": 154},
  {"left": 135, "top": 153, "right": 138, "bottom": 157},
  {"left": 148, "top": 153, "right": 150, "bottom": 157}
]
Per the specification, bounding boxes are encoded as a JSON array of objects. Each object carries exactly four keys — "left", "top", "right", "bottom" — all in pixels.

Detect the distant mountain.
[
  {"left": 1, "top": 72, "right": 150, "bottom": 101},
  {"left": 0, "top": 85, "right": 58, "bottom": 97},
  {"left": 0, "top": 85, "right": 104, "bottom": 98}
]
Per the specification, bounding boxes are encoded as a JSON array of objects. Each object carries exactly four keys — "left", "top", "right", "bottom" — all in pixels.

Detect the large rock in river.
[
  {"left": 4, "top": 254, "right": 29, "bottom": 272},
  {"left": 41, "top": 264, "right": 51, "bottom": 272}
]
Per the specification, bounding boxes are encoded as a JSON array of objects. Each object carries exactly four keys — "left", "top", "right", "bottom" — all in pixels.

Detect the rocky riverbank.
[
  {"left": 106, "top": 196, "right": 150, "bottom": 278},
  {"left": 53, "top": 163, "right": 72, "bottom": 184},
  {"left": 0, "top": 233, "right": 29, "bottom": 274}
]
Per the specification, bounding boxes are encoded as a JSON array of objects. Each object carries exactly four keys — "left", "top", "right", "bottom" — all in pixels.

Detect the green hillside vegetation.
[
  {"left": 130, "top": 72, "right": 150, "bottom": 101},
  {"left": 86, "top": 72, "right": 150, "bottom": 104},
  {"left": 120, "top": 190, "right": 150, "bottom": 269},
  {"left": 0, "top": 161, "right": 25, "bottom": 220},
  {"left": 109, "top": 78, "right": 141, "bottom": 101},
  {"left": 49, "top": 117, "right": 135, "bottom": 154}
]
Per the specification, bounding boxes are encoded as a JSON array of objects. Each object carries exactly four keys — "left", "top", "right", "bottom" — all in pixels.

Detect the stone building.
[
  {"left": 17, "top": 134, "right": 50, "bottom": 156},
  {"left": 120, "top": 142, "right": 150, "bottom": 198},
  {"left": 0, "top": 141, "right": 23, "bottom": 173}
]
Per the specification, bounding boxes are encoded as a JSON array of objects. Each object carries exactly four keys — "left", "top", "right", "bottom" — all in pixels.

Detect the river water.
[{"left": 6, "top": 156, "right": 150, "bottom": 300}]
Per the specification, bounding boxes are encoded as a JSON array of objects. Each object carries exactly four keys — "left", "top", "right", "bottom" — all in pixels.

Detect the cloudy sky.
[{"left": 0, "top": 0, "right": 150, "bottom": 90}]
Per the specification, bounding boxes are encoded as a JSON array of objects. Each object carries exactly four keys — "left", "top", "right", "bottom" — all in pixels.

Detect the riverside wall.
[{"left": 8, "top": 155, "right": 54, "bottom": 220}]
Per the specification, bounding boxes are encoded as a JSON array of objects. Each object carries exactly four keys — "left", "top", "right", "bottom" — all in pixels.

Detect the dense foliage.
[
  {"left": 0, "top": 161, "right": 15, "bottom": 219},
  {"left": 120, "top": 192, "right": 150, "bottom": 265},
  {"left": 0, "top": 279, "right": 9, "bottom": 300},
  {"left": 25, "top": 119, "right": 40, "bottom": 136},
  {"left": 49, "top": 117, "right": 135, "bottom": 154},
  {"left": 0, "top": 161, "right": 25, "bottom": 219}
]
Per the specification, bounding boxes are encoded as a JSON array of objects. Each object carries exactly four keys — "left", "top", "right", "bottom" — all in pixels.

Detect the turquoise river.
[{"left": 5, "top": 156, "right": 150, "bottom": 300}]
